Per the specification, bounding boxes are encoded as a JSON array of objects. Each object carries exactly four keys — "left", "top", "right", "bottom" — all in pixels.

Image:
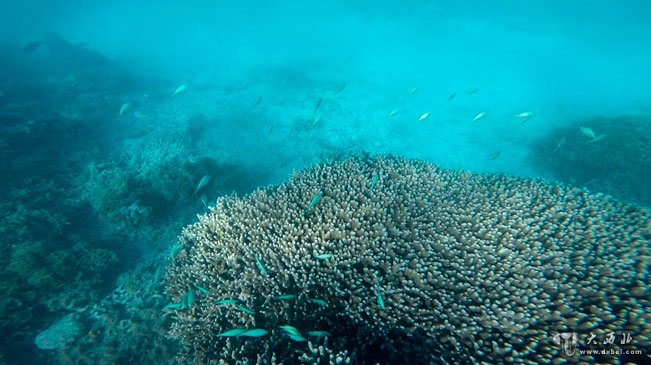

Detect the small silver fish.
[
  {"left": 488, "top": 151, "right": 501, "bottom": 160},
  {"left": 288, "top": 333, "right": 307, "bottom": 342},
  {"left": 133, "top": 111, "right": 151, "bottom": 121},
  {"left": 173, "top": 84, "right": 188, "bottom": 95},
  {"left": 201, "top": 194, "right": 208, "bottom": 208},
  {"left": 162, "top": 303, "right": 183, "bottom": 310},
  {"left": 465, "top": 87, "right": 479, "bottom": 94},
  {"left": 447, "top": 92, "right": 457, "bottom": 101},
  {"left": 215, "top": 299, "right": 240, "bottom": 306},
  {"left": 180, "top": 291, "right": 193, "bottom": 308},
  {"left": 552, "top": 137, "right": 566, "bottom": 153},
  {"left": 240, "top": 329, "right": 268, "bottom": 337},
  {"left": 119, "top": 102, "right": 131, "bottom": 116},
  {"left": 408, "top": 87, "right": 418, "bottom": 95},
  {"left": 314, "top": 97, "right": 322, "bottom": 113},
  {"left": 253, "top": 95, "right": 263, "bottom": 107},
  {"left": 587, "top": 134, "right": 607, "bottom": 143},
  {"left": 274, "top": 294, "right": 297, "bottom": 300},
  {"left": 306, "top": 193, "right": 322, "bottom": 212},
  {"left": 194, "top": 175, "right": 211, "bottom": 194},
  {"left": 282, "top": 327, "right": 308, "bottom": 341},
  {"left": 370, "top": 171, "right": 379, "bottom": 192},
  {"left": 217, "top": 328, "right": 247, "bottom": 337},
  {"left": 280, "top": 325, "right": 302, "bottom": 337},
  {"left": 234, "top": 305, "right": 255, "bottom": 314},
  {"left": 170, "top": 244, "right": 184, "bottom": 259},
  {"left": 515, "top": 111, "right": 532, "bottom": 124},
  {"left": 312, "top": 114, "right": 322, "bottom": 126},
  {"left": 195, "top": 285, "right": 209, "bottom": 295},
  {"left": 309, "top": 298, "right": 328, "bottom": 307},
  {"left": 335, "top": 83, "right": 346, "bottom": 94},
  {"left": 376, "top": 287, "right": 385, "bottom": 309},
  {"left": 315, "top": 253, "right": 333, "bottom": 260},
  {"left": 255, "top": 256, "right": 268, "bottom": 276},
  {"left": 388, "top": 109, "right": 399, "bottom": 117},
  {"left": 417, "top": 113, "right": 430, "bottom": 122},
  {"left": 515, "top": 111, "right": 533, "bottom": 118},
  {"left": 472, "top": 112, "right": 486, "bottom": 121},
  {"left": 307, "top": 330, "right": 332, "bottom": 337},
  {"left": 154, "top": 266, "right": 164, "bottom": 284},
  {"left": 579, "top": 126, "right": 596, "bottom": 140}
]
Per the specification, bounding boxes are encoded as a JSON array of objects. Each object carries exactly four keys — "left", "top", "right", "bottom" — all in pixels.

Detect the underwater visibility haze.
[{"left": 0, "top": 0, "right": 650, "bottom": 364}]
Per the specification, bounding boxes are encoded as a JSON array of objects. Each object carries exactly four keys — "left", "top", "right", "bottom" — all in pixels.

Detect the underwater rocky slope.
[
  {"left": 165, "top": 155, "right": 650, "bottom": 364},
  {"left": 529, "top": 115, "right": 651, "bottom": 208}
]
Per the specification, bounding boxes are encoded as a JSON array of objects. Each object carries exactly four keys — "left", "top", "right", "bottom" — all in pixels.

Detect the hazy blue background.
[
  {"left": 4, "top": 0, "right": 650, "bottom": 179},
  {"left": 2, "top": 0, "right": 650, "bottom": 178}
]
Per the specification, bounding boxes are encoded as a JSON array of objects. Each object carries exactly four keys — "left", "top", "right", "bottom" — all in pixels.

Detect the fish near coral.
[
  {"left": 376, "top": 287, "right": 385, "bottom": 310},
  {"left": 579, "top": 126, "right": 596, "bottom": 139},
  {"left": 280, "top": 325, "right": 306, "bottom": 341},
  {"left": 308, "top": 298, "right": 328, "bottom": 307},
  {"left": 307, "top": 330, "right": 332, "bottom": 337},
  {"left": 119, "top": 102, "right": 131, "bottom": 116},
  {"left": 173, "top": 84, "right": 188, "bottom": 95},
  {"left": 579, "top": 127, "right": 606, "bottom": 143},
  {"left": 240, "top": 329, "right": 268, "bottom": 337},
  {"left": 274, "top": 294, "right": 297, "bottom": 300},
  {"left": 162, "top": 303, "right": 183, "bottom": 311},
  {"left": 170, "top": 244, "right": 184, "bottom": 259},
  {"left": 215, "top": 299, "right": 240, "bottom": 306},
  {"left": 279, "top": 325, "right": 301, "bottom": 336},
  {"left": 370, "top": 171, "right": 379, "bottom": 192},
  {"left": 315, "top": 253, "right": 333, "bottom": 260},
  {"left": 194, "top": 175, "right": 211, "bottom": 194},
  {"left": 255, "top": 256, "right": 268, "bottom": 276},
  {"left": 195, "top": 285, "right": 209, "bottom": 295},
  {"left": 488, "top": 151, "right": 501, "bottom": 160},
  {"left": 217, "top": 328, "right": 247, "bottom": 337},
  {"left": 233, "top": 305, "right": 255, "bottom": 314},
  {"left": 305, "top": 193, "right": 322, "bottom": 214}
]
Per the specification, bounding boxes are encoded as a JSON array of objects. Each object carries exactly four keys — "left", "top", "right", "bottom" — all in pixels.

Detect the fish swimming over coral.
[{"left": 194, "top": 175, "right": 211, "bottom": 194}]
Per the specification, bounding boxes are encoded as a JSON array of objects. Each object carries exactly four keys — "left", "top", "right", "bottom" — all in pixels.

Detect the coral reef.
[
  {"left": 51, "top": 257, "right": 180, "bottom": 364},
  {"left": 35, "top": 314, "right": 82, "bottom": 350},
  {"left": 165, "top": 155, "right": 650, "bottom": 364},
  {"left": 529, "top": 114, "right": 651, "bottom": 207}
]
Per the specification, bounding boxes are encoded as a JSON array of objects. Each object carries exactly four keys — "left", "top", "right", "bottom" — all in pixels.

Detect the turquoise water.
[{"left": 0, "top": 1, "right": 649, "bottom": 364}]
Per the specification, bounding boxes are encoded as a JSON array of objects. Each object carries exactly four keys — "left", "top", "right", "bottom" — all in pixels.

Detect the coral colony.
[{"left": 165, "top": 156, "right": 650, "bottom": 364}]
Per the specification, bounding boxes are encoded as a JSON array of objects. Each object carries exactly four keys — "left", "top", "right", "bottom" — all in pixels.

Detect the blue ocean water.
[{"left": 0, "top": 1, "right": 649, "bottom": 364}]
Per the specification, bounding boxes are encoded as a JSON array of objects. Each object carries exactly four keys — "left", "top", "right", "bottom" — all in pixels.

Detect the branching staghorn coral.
[{"left": 165, "top": 156, "right": 650, "bottom": 364}]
